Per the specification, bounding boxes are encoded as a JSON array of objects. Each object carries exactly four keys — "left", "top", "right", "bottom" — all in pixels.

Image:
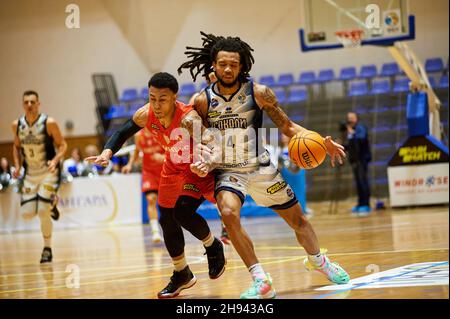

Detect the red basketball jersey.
[
  {"left": 136, "top": 128, "right": 164, "bottom": 172},
  {"left": 145, "top": 101, "right": 194, "bottom": 177}
]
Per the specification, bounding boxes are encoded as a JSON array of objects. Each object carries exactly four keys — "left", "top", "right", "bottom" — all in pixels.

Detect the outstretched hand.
[
  {"left": 85, "top": 149, "right": 113, "bottom": 167},
  {"left": 324, "top": 136, "right": 346, "bottom": 167}
]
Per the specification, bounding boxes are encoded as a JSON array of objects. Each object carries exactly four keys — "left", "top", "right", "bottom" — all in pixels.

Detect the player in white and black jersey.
[
  {"left": 178, "top": 32, "right": 349, "bottom": 299},
  {"left": 12, "top": 90, "right": 67, "bottom": 263}
]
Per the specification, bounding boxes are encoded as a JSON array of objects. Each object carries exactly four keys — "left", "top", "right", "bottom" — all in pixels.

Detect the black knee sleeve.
[
  {"left": 158, "top": 206, "right": 185, "bottom": 258},
  {"left": 173, "top": 196, "right": 211, "bottom": 241}
]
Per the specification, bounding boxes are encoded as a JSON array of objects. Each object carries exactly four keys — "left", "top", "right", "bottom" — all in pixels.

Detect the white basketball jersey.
[
  {"left": 205, "top": 81, "right": 269, "bottom": 172},
  {"left": 17, "top": 114, "right": 56, "bottom": 175}
]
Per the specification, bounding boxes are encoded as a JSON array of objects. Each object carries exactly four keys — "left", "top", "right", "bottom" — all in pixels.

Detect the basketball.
[{"left": 288, "top": 131, "right": 327, "bottom": 169}]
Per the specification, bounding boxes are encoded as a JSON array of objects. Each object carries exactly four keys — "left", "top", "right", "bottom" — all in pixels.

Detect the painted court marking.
[{"left": 315, "top": 261, "right": 449, "bottom": 299}]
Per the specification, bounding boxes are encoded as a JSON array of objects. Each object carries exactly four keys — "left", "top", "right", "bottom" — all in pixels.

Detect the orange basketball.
[{"left": 288, "top": 131, "right": 327, "bottom": 169}]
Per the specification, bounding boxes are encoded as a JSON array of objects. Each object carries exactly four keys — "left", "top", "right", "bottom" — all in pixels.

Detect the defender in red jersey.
[
  {"left": 122, "top": 127, "right": 164, "bottom": 243},
  {"left": 86, "top": 72, "right": 225, "bottom": 299},
  {"left": 145, "top": 99, "right": 216, "bottom": 209}
]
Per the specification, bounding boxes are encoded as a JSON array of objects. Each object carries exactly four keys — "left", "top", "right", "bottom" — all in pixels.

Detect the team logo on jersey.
[
  {"left": 238, "top": 93, "right": 247, "bottom": 104},
  {"left": 229, "top": 176, "right": 239, "bottom": 183},
  {"left": 267, "top": 181, "right": 287, "bottom": 194},
  {"left": 43, "top": 184, "right": 56, "bottom": 192},
  {"left": 211, "top": 98, "right": 219, "bottom": 108},
  {"left": 151, "top": 124, "right": 160, "bottom": 130},
  {"left": 208, "top": 111, "right": 221, "bottom": 118},
  {"left": 183, "top": 183, "right": 200, "bottom": 193}
]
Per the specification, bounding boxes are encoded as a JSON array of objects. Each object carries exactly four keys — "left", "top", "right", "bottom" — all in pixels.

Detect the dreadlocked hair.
[{"left": 177, "top": 31, "right": 255, "bottom": 83}]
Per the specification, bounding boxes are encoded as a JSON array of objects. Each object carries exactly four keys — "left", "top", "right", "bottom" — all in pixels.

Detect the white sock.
[
  {"left": 249, "top": 263, "right": 266, "bottom": 281},
  {"left": 150, "top": 220, "right": 159, "bottom": 233},
  {"left": 173, "top": 257, "right": 187, "bottom": 272},
  {"left": 308, "top": 253, "right": 325, "bottom": 267},
  {"left": 202, "top": 233, "right": 215, "bottom": 247}
]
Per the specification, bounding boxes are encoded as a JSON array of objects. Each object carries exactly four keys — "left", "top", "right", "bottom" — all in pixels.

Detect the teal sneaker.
[
  {"left": 304, "top": 254, "right": 350, "bottom": 284},
  {"left": 240, "top": 274, "right": 276, "bottom": 299}
]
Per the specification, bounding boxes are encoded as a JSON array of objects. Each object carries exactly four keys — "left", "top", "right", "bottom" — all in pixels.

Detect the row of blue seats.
[
  {"left": 104, "top": 104, "right": 141, "bottom": 120},
  {"left": 257, "top": 57, "right": 448, "bottom": 88},
  {"left": 348, "top": 75, "right": 448, "bottom": 97},
  {"left": 118, "top": 57, "right": 447, "bottom": 102},
  {"left": 108, "top": 76, "right": 448, "bottom": 120}
]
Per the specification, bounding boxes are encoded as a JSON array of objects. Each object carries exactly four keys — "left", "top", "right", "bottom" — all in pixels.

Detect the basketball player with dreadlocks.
[
  {"left": 86, "top": 72, "right": 225, "bottom": 298},
  {"left": 178, "top": 32, "right": 350, "bottom": 299},
  {"left": 12, "top": 90, "right": 67, "bottom": 263}
]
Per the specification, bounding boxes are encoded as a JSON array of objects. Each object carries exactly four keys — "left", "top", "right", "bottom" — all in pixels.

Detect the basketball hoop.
[{"left": 335, "top": 29, "right": 364, "bottom": 49}]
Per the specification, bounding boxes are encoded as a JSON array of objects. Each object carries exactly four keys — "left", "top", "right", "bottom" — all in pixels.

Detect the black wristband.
[{"left": 104, "top": 119, "right": 142, "bottom": 155}]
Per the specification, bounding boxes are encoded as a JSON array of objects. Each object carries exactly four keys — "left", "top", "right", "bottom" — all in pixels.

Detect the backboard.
[{"left": 299, "top": 0, "right": 415, "bottom": 52}]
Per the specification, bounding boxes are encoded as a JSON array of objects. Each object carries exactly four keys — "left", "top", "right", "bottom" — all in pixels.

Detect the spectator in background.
[
  {"left": 63, "top": 148, "right": 86, "bottom": 177},
  {"left": 0, "top": 157, "right": 13, "bottom": 192},
  {"left": 343, "top": 112, "right": 372, "bottom": 216}
]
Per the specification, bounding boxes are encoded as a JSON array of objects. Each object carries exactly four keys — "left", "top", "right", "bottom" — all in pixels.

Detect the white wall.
[
  {"left": 0, "top": 0, "right": 149, "bottom": 142},
  {"left": 0, "top": 0, "right": 448, "bottom": 142}
]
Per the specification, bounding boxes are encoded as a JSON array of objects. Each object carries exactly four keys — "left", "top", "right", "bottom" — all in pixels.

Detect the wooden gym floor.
[{"left": 0, "top": 203, "right": 448, "bottom": 299}]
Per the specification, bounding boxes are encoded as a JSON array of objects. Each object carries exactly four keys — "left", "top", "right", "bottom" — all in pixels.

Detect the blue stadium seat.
[
  {"left": 438, "top": 75, "right": 449, "bottom": 88},
  {"left": 428, "top": 77, "right": 437, "bottom": 88},
  {"left": 199, "top": 81, "right": 208, "bottom": 91},
  {"left": 277, "top": 73, "right": 295, "bottom": 87},
  {"left": 317, "top": 69, "right": 335, "bottom": 83},
  {"left": 104, "top": 104, "right": 127, "bottom": 120},
  {"left": 120, "top": 89, "right": 138, "bottom": 103},
  {"left": 259, "top": 75, "right": 276, "bottom": 87},
  {"left": 393, "top": 78, "right": 410, "bottom": 93},
  {"left": 339, "top": 67, "right": 357, "bottom": 81},
  {"left": 379, "top": 63, "right": 401, "bottom": 77},
  {"left": 374, "top": 178, "right": 388, "bottom": 186},
  {"left": 298, "top": 71, "right": 316, "bottom": 85},
  {"left": 290, "top": 115, "right": 304, "bottom": 122},
  {"left": 359, "top": 65, "right": 377, "bottom": 79},
  {"left": 370, "top": 79, "right": 391, "bottom": 95},
  {"left": 370, "top": 160, "right": 387, "bottom": 167},
  {"left": 374, "top": 143, "right": 392, "bottom": 149},
  {"left": 425, "top": 58, "right": 444, "bottom": 73},
  {"left": 273, "top": 88, "right": 287, "bottom": 104},
  {"left": 348, "top": 82, "right": 369, "bottom": 96},
  {"left": 140, "top": 87, "right": 148, "bottom": 100},
  {"left": 287, "top": 88, "right": 308, "bottom": 103},
  {"left": 127, "top": 103, "right": 141, "bottom": 117},
  {"left": 179, "top": 83, "right": 196, "bottom": 96},
  {"left": 371, "top": 106, "right": 390, "bottom": 114}
]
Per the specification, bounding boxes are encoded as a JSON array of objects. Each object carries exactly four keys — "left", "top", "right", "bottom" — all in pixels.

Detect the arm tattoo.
[
  {"left": 265, "top": 103, "right": 292, "bottom": 131},
  {"left": 261, "top": 86, "right": 277, "bottom": 105},
  {"left": 258, "top": 86, "right": 291, "bottom": 131}
]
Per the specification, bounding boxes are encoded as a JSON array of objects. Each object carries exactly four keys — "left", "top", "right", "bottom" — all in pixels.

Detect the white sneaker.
[{"left": 152, "top": 231, "right": 163, "bottom": 243}]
